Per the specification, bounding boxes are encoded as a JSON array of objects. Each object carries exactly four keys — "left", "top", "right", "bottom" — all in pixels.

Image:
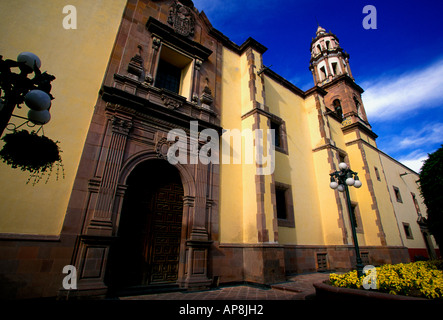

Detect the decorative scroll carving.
[
  {"left": 111, "top": 116, "right": 132, "bottom": 136},
  {"left": 167, "top": 1, "right": 195, "bottom": 37},
  {"left": 155, "top": 137, "right": 174, "bottom": 160},
  {"left": 161, "top": 94, "right": 183, "bottom": 110}
]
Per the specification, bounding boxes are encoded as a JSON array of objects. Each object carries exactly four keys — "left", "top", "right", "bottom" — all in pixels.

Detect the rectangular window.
[
  {"left": 350, "top": 204, "right": 358, "bottom": 228},
  {"left": 275, "top": 187, "right": 287, "bottom": 220},
  {"left": 317, "top": 253, "right": 328, "bottom": 271},
  {"left": 154, "top": 44, "right": 193, "bottom": 99},
  {"left": 339, "top": 153, "right": 347, "bottom": 165},
  {"left": 268, "top": 116, "right": 288, "bottom": 154},
  {"left": 393, "top": 186, "right": 403, "bottom": 203},
  {"left": 403, "top": 223, "right": 413, "bottom": 239},
  {"left": 350, "top": 202, "right": 364, "bottom": 234},
  {"left": 361, "top": 252, "right": 370, "bottom": 265},
  {"left": 270, "top": 120, "right": 281, "bottom": 148},
  {"left": 274, "top": 182, "right": 295, "bottom": 228},
  {"left": 374, "top": 167, "right": 381, "bottom": 181},
  {"left": 155, "top": 59, "right": 181, "bottom": 94},
  {"left": 320, "top": 66, "right": 327, "bottom": 80},
  {"left": 411, "top": 193, "right": 421, "bottom": 216},
  {"left": 331, "top": 62, "right": 338, "bottom": 75}
]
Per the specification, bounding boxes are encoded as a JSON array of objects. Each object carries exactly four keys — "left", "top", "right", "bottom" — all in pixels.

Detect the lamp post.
[
  {"left": 330, "top": 162, "right": 364, "bottom": 277},
  {"left": 0, "top": 52, "right": 55, "bottom": 137}
]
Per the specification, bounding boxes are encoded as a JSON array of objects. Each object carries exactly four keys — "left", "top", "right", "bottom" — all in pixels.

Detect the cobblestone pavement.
[{"left": 119, "top": 272, "right": 331, "bottom": 300}]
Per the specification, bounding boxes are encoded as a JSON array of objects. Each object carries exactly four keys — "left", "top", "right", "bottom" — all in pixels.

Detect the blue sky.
[{"left": 193, "top": 0, "right": 443, "bottom": 173}]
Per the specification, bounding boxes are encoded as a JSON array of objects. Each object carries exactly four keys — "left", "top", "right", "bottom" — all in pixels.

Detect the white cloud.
[
  {"left": 362, "top": 59, "right": 443, "bottom": 121},
  {"left": 398, "top": 154, "right": 428, "bottom": 173},
  {"left": 377, "top": 123, "right": 442, "bottom": 172},
  {"left": 396, "top": 123, "right": 443, "bottom": 150}
]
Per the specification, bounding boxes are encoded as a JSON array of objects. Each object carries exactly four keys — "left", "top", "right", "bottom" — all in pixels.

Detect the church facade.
[{"left": 0, "top": 0, "right": 439, "bottom": 299}]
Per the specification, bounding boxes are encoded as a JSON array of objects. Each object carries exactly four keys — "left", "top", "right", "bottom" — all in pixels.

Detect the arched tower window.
[
  {"left": 333, "top": 99, "right": 343, "bottom": 119},
  {"left": 353, "top": 96, "right": 363, "bottom": 118},
  {"left": 319, "top": 66, "right": 327, "bottom": 80}
]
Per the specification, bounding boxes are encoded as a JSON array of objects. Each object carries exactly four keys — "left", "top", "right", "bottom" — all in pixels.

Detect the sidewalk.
[{"left": 119, "top": 272, "right": 331, "bottom": 300}]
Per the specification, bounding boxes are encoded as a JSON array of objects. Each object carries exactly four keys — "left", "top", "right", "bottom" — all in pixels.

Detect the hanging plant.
[{"left": 0, "top": 129, "right": 64, "bottom": 185}]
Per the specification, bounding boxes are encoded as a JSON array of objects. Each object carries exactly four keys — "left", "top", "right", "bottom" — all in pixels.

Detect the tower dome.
[
  {"left": 316, "top": 25, "right": 326, "bottom": 36},
  {"left": 309, "top": 26, "right": 353, "bottom": 86}
]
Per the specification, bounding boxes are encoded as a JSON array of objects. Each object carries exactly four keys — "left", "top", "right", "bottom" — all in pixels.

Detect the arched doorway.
[{"left": 106, "top": 159, "right": 184, "bottom": 290}]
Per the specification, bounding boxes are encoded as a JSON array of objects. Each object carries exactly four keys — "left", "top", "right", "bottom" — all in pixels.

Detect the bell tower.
[
  {"left": 309, "top": 25, "right": 353, "bottom": 85},
  {"left": 309, "top": 25, "right": 372, "bottom": 130}
]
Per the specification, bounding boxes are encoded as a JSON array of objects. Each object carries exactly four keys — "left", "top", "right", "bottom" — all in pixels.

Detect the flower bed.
[{"left": 328, "top": 260, "right": 443, "bottom": 299}]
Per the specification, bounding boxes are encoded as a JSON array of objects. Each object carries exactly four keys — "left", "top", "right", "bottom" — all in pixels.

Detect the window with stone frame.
[
  {"left": 155, "top": 59, "right": 182, "bottom": 94},
  {"left": 393, "top": 186, "right": 403, "bottom": 203},
  {"left": 274, "top": 182, "right": 295, "bottom": 228},
  {"left": 403, "top": 222, "right": 413, "bottom": 239},
  {"left": 350, "top": 202, "right": 364, "bottom": 234},
  {"left": 269, "top": 116, "right": 288, "bottom": 154},
  {"left": 374, "top": 166, "right": 381, "bottom": 181},
  {"left": 154, "top": 44, "right": 193, "bottom": 99},
  {"left": 316, "top": 253, "right": 328, "bottom": 271},
  {"left": 333, "top": 99, "right": 343, "bottom": 119},
  {"left": 411, "top": 193, "right": 422, "bottom": 216}
]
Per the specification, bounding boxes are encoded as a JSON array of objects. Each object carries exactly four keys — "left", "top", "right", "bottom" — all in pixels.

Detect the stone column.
[
  {"left": 64, "top": 113, "right": 132, "bottom": 298},
  {"left": 87, "top": 114, "right": 132, "bottom": 236},
  {"left": 178, "top": 163, "right": 213, "bottom": 290}
]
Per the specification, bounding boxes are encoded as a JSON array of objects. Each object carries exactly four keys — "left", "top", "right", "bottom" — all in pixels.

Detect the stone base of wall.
[
  {"left": 0, "top": 233, "right": 76, "bottom": 300},
  {"left": 210, "top": 243, "right": 411, "bottom": 286},
  {"left": 210, "top": 243, "right": 286, "bottom": 285},
  {"left": 1, "top": 236, "right": 411, "bottom": 299},
  {"left": 283, "top": 244, "right": 410, "bottom": 274}
]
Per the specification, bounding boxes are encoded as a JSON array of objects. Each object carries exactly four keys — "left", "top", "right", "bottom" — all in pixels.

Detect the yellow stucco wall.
[
  {"left": 0, "top": 0, "right": 126, "bottom": 235},
  {"left": 265, "top": 78, "right": 324, "bottom": 245},
  {"left": 219, "top": 47, "right": 243, "bottom": 243},
  {"left": 344, "top": 137, "right": 403, "bottom": 247},
  {"left": 379, "top": 152, "right": 438, "bottom": 249},
  {"left": 0, "top": 1, "right": 421, "bottom": 253},
  {"left": 306, "top": 95, "right": 347, "bottom": 245}
]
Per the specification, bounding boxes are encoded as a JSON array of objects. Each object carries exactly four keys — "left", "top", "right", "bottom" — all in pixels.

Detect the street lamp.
[
  {"left": 329, "top": 162, "right": 364, "bottom": 277},
  {"left": 0, "top": 52, "right": 55, "bottom": 136}
]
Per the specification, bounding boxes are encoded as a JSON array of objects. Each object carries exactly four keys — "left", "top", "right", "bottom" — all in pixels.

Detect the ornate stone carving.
[
  {"left": 167, "top": 1, "right": 195, "bottom": 37},
  {"left": 144, "top": 73, "right": 153, "bottom": 85},
  {"left": 111, "top": 116, "right": 132, "bottom": 135},
  {"left": 152, "top": 37, "right": 161, "bottom": 50},
  {"left": 155, "top": 137, "right": 174, "bottom": 160},
  {"left": 194, "top": 59, "right": 202, "bottom": 71},
  {"left": 200, "top": 78, "right": 213, "bottom": 108},
  {"left": 161, "top": 94, "right": 182, "bottom": 110},
  {"left": 127, "top": 53, "right": 144, "bottom": 78}
]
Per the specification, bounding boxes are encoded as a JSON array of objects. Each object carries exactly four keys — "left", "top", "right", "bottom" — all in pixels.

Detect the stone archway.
[{"left": 106, "top": 159, "right": 184, "bottom": 290}]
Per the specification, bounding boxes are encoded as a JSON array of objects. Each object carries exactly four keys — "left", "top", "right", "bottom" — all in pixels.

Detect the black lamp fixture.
[
  {"left": 330, "top": 162, "right": 364, "bottom": 277},
  {"left": 0, "top": 52, "right": 56, "bottom": 136}
]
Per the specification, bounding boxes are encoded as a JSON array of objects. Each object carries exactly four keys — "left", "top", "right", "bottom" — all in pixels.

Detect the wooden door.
[{"left": 144, "top": 182, "right": 183, "bottom": 284}]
